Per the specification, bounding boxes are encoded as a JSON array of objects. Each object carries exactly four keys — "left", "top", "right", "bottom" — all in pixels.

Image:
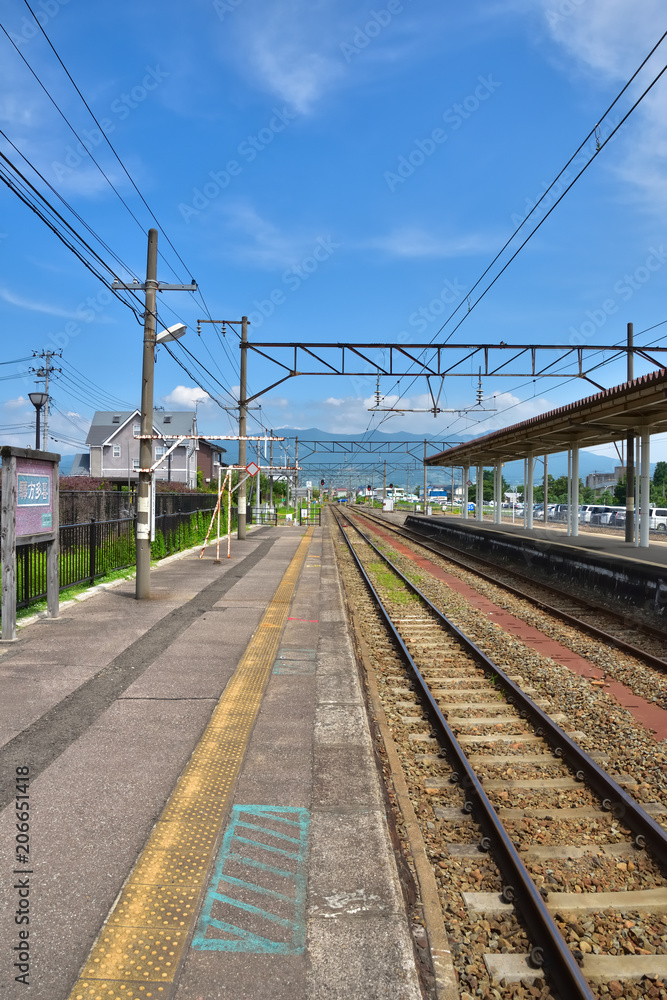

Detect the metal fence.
[
  {"left": 298, "top": 506, "right": 321, "bottom": 526},
  {"left": 249, "top": 507, "right": 278, "bottom": 526},
  {"left": 58, "top": 490, "right": 218, "bottom": 524},
  {"left": 9, "top": 501, "right": 230, "bottom": 613}
]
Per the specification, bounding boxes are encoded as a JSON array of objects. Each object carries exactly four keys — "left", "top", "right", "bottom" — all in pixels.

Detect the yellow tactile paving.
[{"left": 68, "top": 530, "right": 314, "bottom": 1000}]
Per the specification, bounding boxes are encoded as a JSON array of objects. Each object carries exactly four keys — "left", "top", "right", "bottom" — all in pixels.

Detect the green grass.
[
  {"left": 17, "top": 564, "right": 136, "bottom": 621},
  {"left": 14, "top": 509, "right": 229, "bottom": 621},
  {"left": 367, "top": 562, "right": 418, "bottom": 605}
]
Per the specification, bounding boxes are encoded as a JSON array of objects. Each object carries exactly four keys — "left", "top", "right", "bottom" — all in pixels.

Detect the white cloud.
[
  {"left": 161, "top": 385, "right": 214, "bottom": 409},
  {"left": 218, "top": 201, "right": 334, "bottom": 268},
  {"left": 228, "top": 0, "right": 345, "bottom": 114},
  {"left": 461, "top": 389, "right": 553, "bottom": 434},
  {"left": 366, "top": 227, "right": 497, "bottom": 259},
  {"left": 0, "top": 287, "right": 92, "bottom": 320},
  {"left": 5, "top": 395, "right": 28, "bottom": 409},
  {"left": 536, "top": 0, "right": 663, "bottom": 79},
  {"left": 526, "top": 0, "right": 667, "bottom": 213}
]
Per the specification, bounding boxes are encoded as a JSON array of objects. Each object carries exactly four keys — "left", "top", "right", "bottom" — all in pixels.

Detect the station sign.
[
  {"left": 1, "top": 446, "right": 60, "bottom": 641},
  {"left": 16, "top": 458, "right": 54, "bottom": 535}
]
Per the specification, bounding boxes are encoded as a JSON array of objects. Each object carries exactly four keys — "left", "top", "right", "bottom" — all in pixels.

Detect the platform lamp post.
[{"left": 28, "top": 391, "right": 48, "bottom": 450}]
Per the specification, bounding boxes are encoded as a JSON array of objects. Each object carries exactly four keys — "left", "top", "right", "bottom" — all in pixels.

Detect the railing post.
[
  {"left": 89, "top": 518, "right": 97, "bottom": 584},
  {"left": 23, "top": 546, "right": 30, "bottom": 607}
]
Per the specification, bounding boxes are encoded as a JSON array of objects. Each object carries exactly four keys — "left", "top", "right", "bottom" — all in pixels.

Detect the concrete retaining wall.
[{"left": 404, "top": 516, "right": 667, "bottom": 618}]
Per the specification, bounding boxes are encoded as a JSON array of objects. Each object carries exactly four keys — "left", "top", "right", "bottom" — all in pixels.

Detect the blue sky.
[{"left": 2, "top": 0, "right": 667, "bottom": 467}]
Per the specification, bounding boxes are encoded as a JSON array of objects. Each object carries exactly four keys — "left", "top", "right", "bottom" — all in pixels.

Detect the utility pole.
[
  {"left": 383, "top": 460, "right": 387, "bottom": 500},
  {"left": 136, "top": 230, "right": 158, "bottom": 599},
  {"left": 112, "top": 228, "right": 197, "bottom": 598},
  {"left": 30, "top": 351, "right": 62, "bottom": 450},
  {"left": 237, "top": 316, "right": 249, "bottom": 540},
  {"left": 625, "top": 322, "right": 634, "bottom": 544}
]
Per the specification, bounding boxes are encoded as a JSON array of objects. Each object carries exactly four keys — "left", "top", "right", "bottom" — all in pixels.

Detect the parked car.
[
  {"left": 598, "top": 507, "right": 622, "bottom": 525},
  {"left": 649, "top": 507, "right": 667, "bottom": 532},
  {"left": 588, "top": 505, "right": 617, "bottom": 525},
  {"left": 579, "top": 504, "right": 616, "bottom": 524},
  {"left": 548, "top": 503, "right": 569, "bottom": 522},
  {"left": 608, "top": 509, "right": 626, "bottom": 528}
]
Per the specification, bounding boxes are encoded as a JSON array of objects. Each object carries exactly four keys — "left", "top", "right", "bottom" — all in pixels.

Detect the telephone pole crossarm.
[{"left": 112, "top": 281, "right": 198, "bottom": 291}]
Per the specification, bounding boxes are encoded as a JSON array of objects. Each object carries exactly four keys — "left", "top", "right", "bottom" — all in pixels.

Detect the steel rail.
[
  {"left": 341, "top": 506, "right": 667, "bottom": 867},
  {"left": 356, "top": 507, "right": 667, "bottom": 672},
  {"left": 332, "top": 507, "right": 596, "bottom": 999}
]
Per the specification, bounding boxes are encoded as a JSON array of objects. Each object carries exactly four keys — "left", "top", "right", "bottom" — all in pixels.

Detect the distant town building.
[
  {"left": 585, "top": 466, "right": 624, "bottom": 494},
  {"left": 70, "top": 410, "right": 226, "bottom": 488}
]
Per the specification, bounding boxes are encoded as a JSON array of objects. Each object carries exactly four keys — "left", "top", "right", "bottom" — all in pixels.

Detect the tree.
[
  {"left": 614, "top": 476, "right": 626, "bottom": 505},
  {"left": 472, "top": 469, "right": 509, "bottom": 503},
  {"left": 653, "top": 461, "right": 667, "bottom": 502}
]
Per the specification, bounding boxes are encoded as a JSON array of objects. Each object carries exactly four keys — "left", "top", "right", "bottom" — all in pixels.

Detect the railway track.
[
  {"left": 331, "top": 505, "right": 667, "bottom": 1000},
  {"left": 351, "top": 505, "right": 667, "bottom": 674}
]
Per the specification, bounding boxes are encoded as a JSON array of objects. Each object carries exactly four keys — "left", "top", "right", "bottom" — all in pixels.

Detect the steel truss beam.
[
  {"left": 283, "top": 439, "right": 457, "bottom": 461},
  {"left": 240, "top": 342, "right": 667, "bottom": 402}
]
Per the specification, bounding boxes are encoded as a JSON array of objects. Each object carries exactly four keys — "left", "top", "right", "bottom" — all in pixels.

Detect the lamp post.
[
  {"left": 136, "top": 312, "right": 188, "bottom": 600},
  {"left": 28, "top": 392, "right": 48, "bottom": 450},
  {"left": 112, "top": 227, "right": 197, "bottom": 600}
]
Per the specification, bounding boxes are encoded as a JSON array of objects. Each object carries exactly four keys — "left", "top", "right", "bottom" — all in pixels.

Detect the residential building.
[{"left": 71, "top": 410, "right": 226, "bottom": 488}]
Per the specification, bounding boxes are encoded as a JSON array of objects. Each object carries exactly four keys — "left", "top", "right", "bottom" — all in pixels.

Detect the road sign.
[
  {"left": 467, "top": 479, "right": 473, "bottom": 486},
  {"left": 246, "top": 461, "right": 260, "bottom": 477}
]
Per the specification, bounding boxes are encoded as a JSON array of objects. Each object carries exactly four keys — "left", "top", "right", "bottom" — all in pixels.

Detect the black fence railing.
[
  {"left": 249, "top": 507, "right": 278, "bottom": 525},
  {"left": 57, "top": 490, "right": 219, "bottom": 524},
  {"left": 298, "top": 506, "right": 321, "bottom": 526},
  {"left": 8, "top": 502, "right": 234, "bottom": 613}
]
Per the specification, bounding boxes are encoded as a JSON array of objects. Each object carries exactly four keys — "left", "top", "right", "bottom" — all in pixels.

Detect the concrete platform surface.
[{"left": 0, "top": 526, "right": 422, "bottom": 1000}]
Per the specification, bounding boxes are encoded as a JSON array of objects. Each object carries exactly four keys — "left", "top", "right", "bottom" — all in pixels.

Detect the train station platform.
[
  {"left": 425, "top": 514, "right": 667, "bottom": 567},
  {"left": 0, "top": 525, "right": 422, "bottom": 1000},
  {"left": 405, "top": 514, "right": 667, "bottom": 614}
]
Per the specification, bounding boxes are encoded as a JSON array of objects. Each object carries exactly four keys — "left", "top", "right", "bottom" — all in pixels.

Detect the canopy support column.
[
  {"left": 477, "top": 466, "right": 484, "bottom": 521},
  {"left": 463, "top": 466, "right": 469, "bottom": 520},
  {"left": 640, "top": 426, "right": 651, "bottom": 549},
  {"left": 571, "top": 444, "right": 579, "bottom": 537},
  {"left": 526, "top": 454, "right": 534, "bottom": 530}
]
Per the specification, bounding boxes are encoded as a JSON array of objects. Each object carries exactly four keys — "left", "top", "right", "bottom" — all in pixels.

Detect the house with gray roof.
[{"left": 82, "top": 410, "right": 201, "bottom": 487}]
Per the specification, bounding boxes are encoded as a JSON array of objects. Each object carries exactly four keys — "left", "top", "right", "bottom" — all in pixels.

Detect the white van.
[{"left": 649, "top": 507, "right": 667, "bottom": 532}]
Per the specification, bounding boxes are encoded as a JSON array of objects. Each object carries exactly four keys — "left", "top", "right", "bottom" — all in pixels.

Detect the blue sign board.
[{"left": 17, "top": 474, "right": 50, "bottom": 506}]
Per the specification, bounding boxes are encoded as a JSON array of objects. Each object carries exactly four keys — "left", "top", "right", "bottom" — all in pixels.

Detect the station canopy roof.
[{"left": 425, "top": 368, "right": 667, "bottom": 468}]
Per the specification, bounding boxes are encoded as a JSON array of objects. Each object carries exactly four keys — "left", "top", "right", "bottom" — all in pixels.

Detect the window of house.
[
  {"left": 133, "top": 423, "right": 141, "bottom": 436},
  {"left": 113, "top": 444, "right": 121, "bottom": 458},
  {"left": 132, "top": 459, "right": 140, "bottom": 470},
  {"left": 156, "top": 447, "right": 164, "bottom": 459},
  {"left": 112, "top": 415, "right": 120, "bottom": 423}
]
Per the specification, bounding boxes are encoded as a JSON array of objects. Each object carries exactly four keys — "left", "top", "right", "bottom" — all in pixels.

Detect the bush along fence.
[{"left": 6, "top": 497, "right": 234, "bottom": 614}]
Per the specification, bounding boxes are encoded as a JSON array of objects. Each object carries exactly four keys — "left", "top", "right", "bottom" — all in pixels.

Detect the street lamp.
[
  {"left": 28, "top": 391, "right": 48, "bottom": 450},
  {"left": 156, "top": 323, "right": 186, "bottom": 345},
  {"left": 136, "top": 305, "right": 188, "bottom": 599}
]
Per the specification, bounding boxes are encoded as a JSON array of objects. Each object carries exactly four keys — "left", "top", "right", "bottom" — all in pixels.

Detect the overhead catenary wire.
[
  {"left": 0, "top": 21, "right": 257, "bottom": 430},
  {"left": 370, "top": 30, "right": 667, "bottom": 437},
  {"left": 0, "top": 154, "right": 144, "bottom": 319},
  {"left": 11, "top": 1, "right": 229, "bottom": 344}
]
